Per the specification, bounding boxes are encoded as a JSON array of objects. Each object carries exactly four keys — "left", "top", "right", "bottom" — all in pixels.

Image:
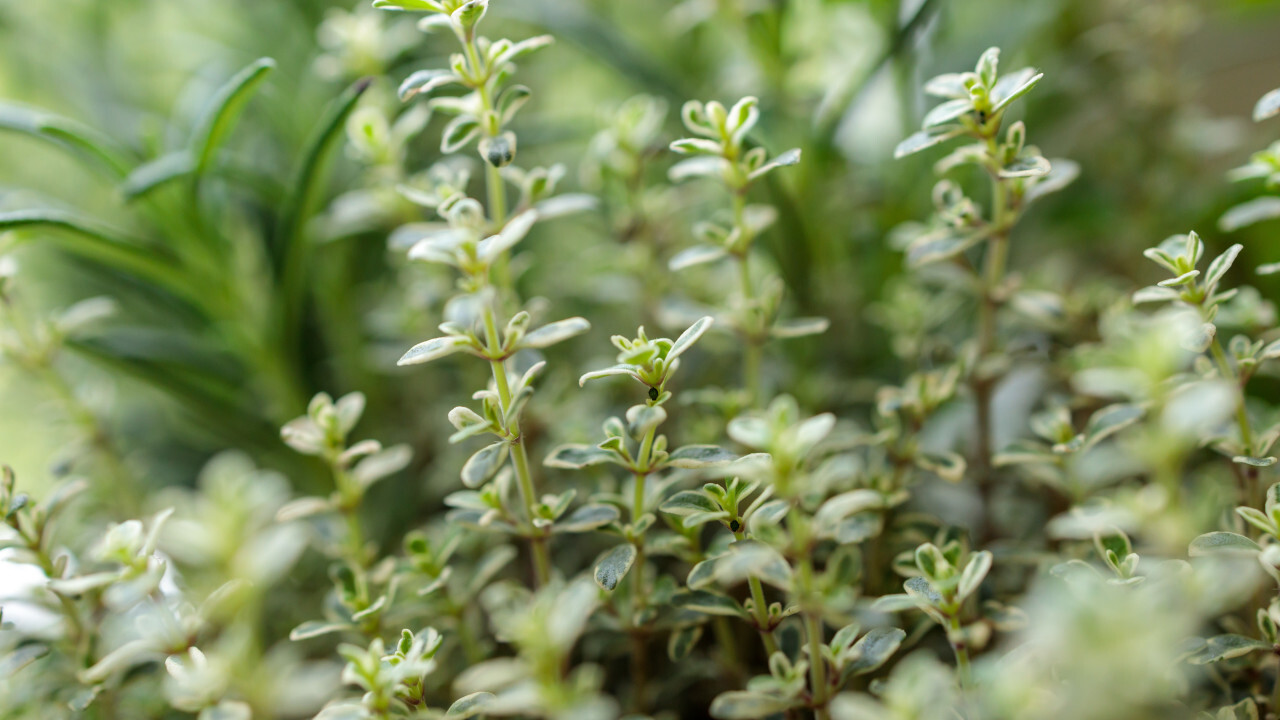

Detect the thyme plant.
[{"left": 7, "top": 4, "right": 1280, "bottom": 720}]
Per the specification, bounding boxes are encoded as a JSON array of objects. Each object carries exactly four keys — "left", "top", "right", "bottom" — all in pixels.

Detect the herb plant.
[{"left": 4, "top": 3, "right": 1280, "bottom": 720}]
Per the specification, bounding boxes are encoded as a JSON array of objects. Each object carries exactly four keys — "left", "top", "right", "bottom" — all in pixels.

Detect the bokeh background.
[{"left": 2, "top": 0, "right": 1280, "bottom": 525}]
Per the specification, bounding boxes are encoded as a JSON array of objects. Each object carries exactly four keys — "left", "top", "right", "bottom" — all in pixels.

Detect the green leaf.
[
  {"left": 496, "top": 84, "right": 533, "bottom": 124},
  {"left": 397, "top": 336, "right": 473, "bottom": 365},
  {"left": 627, "top": 404, "right": 668, "bottom": 437},
  {"left": 490, "top": 35, "right": 555, "bottom": 66},
  {"left": 667, "top": 624, "right": 703, "bottom": 661},
  {"left": 1026, "top": 158, "right": 1080, "bottom": 203},
  {"left": 352, "top": 445, "right": 413, "bottom": 488},
  {"left": 871, "top": 593, "right": 922, "bottom": 612},
  {"left": 1234, "top": 456, "right": 1278, "bottom": 468},
  {"left": 771, "top": 317, "right": 829, "bottom": 338},
  {"left": 958, "top": 551, "right": 993, "bottom": 600},
  {"left": 922, "top": 98, "right": 971, "bottom": 129},
  {"left": 1205, "top": 244, "right": 1243, "bottom": 291},
  {"left": 190, "top": 58, "right": 276, "bottom": 178},
  {"left": 669, "top": 315, "right": 714, "bottom": 359},
  {"left": 0, "top": 101, "right": 131, "bottom": 177},
  {"left": 914, "top": 543, "right": 947, "bottom": 579},
  {"left": 669, "top": 244, "right": 727, "bottom": 271},
  {"left": 398, "top": 69, "right": 462, "bottom": 101},
  {"left": 579, "top": 363, "right": 641, "bottom": 386},
  {"left": 924, "top": 73, "right": 969, "bottom": 99},
  {"left": 672, "top": 589, "right": 746, "bottom": 617},
  {"left": 1255, "top": 87, "right": 1280, "bottom": 122},
  {"left": 0, "top": 644, "right": 49, "bottom": 677},
  {"left": 915, "top": 452, "right": 966, "bottom": 483},
  {"left": 277, "top": 77, "right": 372, "bottom": 357},
  {"left": 660, "top": 490, "right": 720, "bottom": 515},
  {"left": 1188, "top": 532, "right": 1260, "bottom": 557},
  {"left": 0, "top": 210, "right": 188, "bottom": 301},
  {"left": 747, "top": 148, "right": 801, "bottom": 181},
  {"left": 669, "top": 156, "right": 729, "bottom": 182},
  {"left": 121, "top": 152, "right": 196, "bottom": 200},
  {"left": 594, "top": 543, "right": 638, "bottom": 591},
  {"left": 976, "top": 47, "right": 1000, "bottom": 87},
  {"left": 461, "top": 441, "right": 508, "bottom": 488},
  {"left": 991, "top": 70, "right": 1043, "bottom": 113},
  {"left": 198, "top": 700, "right": 252, "bottom": 720},
  {"left": 714, "top": 540, "right": 793, "bottom": 591},
  {"left": 1220, "top": 198, "right": 1280, "bottom": 232},
  {"left": 1083, "top": 403, "right": 1142, "bottom": 447},
  {"left": 544, "top": 444, "right": 618, "bottom": 469},
  {"left": 905, "top": 231, "right": 981, "bottom": 267},
  {"left": 670, "top": 138, "right": 723, "bottom": 156},
  {"left": 904, "top": 576, "right": 944, "bottom": 606},
  {"left": 446, "top": 692, "right": 495, "bottom": 719},
  {"left": 372, "top": 0, "right": 446, "bottom": 10},
  {"left": 288, "top": 620, "right": 352, "bottom": 640},
  {"left": 834, "top": 513, "right": 883, "bottom": 544},
  {"left": 441, "top": 115, "right": 481, "bottom": 154},
  {"left": 999, "top": 155, "right": 1051, "bottom": 178},
  {"left": 667, "top": 445, "right": 737, "bottom": 468},
  {"left": 687, "top": 556, "right": 720, "bottom": 590},
  {"left": 1236, "top": 506, "right": 1278, "bottom": 536},
  {"left": 814, "top": 490, "right": 883, "bottom": 535},
  {"left": 844, "top": 627, "right": 906, "bottom": 676},
  {"left": 895, "top": 127, "right": 964, "bottom": 158},
  {"left": 520, "top": 317, "right": 590, "bottom": 349},
  {"left": 709, "top": 691, "right": 795, "bottom": 719},
  {"left": 477, "top": 210, "right": 538, "bottom": 262},
  {"left": 554, "top": 504, "right": 619, "bottom": 533},
  {"left": 1185, "top": 634, "right": 1271, "bottom": 664}
]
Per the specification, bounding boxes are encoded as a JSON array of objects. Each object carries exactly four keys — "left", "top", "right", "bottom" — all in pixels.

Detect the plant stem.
[
  {"left": 735, "top": 527, "right": 780, "bottom": 655},
  {"left": 462, "top": 29, "right": 512, "bottom": 291},
  {"left": 711, "top": 617, "right": 745, "bottom": 681},
  {"left": 481, "top": 303, "right": 551, "bottom": 587},
  {"left": 733, "top": 192, "right": 763, "bottom": 406},
  {"left": 785, "top": 504, "right": 829, "bottom": 716},
  {"left": 38, "top": 364, "right": 135, "bottom": 515},
  {"left": 973, "top": 135, "right": 1013, "bottom": 539},
  {"left": 23, "top": 524, "right": 88, "bottom": 660},
  {"left": 1209, "top": 337, "right": 1254, "bottom": 454},
  {"left": 453, "top": 601, "right": 483, "bottom": 664},
  {"left": 947, "top": 614, "right": 973, "bottom": 690}
]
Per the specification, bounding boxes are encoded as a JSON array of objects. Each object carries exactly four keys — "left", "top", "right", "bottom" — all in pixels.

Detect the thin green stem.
[
  {"left": 711, "top": 617, "right": 745, "bottom": 681},
  {"left": 452, "top": 600, "right": 483, "bottom": 664},
  {"left": 22, "top": 523, "right": 88, "bottom": 660},
  {"left": 461, "top": 30, "right": 512, "bottom": 291},
  {"left": 735, "top": 526, "right": 780, "bottom": 655},
  {"left": 788, "top": 532, "right": 829, "bottom": 712},
  {"left": 733, "top": 192, "right": 763, "bottom": 406},
  {"left": 38, "top": 364, "right": 135, "bottom": 514},
  {"left": 973, "top": 135, "right": 1014, "bottom": 536},
  {"left": 1209, "top": 337, "right": 1254, "bottom": 454},
  {"left": 947, "top": 614, "right": 973, "bottom": 690},
  {"left": 481, "top": 302, "right": 551, "bottom": 587}
]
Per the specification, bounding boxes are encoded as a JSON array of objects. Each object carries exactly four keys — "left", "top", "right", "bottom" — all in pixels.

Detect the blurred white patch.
[{"left": 0, "top": 550, "right": 61, "bottom": 636}]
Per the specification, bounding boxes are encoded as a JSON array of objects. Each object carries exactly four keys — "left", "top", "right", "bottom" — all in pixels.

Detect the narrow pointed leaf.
[{"left": 191, "top": 58, "right": 276, "bottom": 176}]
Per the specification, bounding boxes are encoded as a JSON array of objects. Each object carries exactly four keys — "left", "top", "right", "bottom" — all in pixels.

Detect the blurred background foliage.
[{"left": 2, "top": 0, "right": 1280, "bottom": 563}]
